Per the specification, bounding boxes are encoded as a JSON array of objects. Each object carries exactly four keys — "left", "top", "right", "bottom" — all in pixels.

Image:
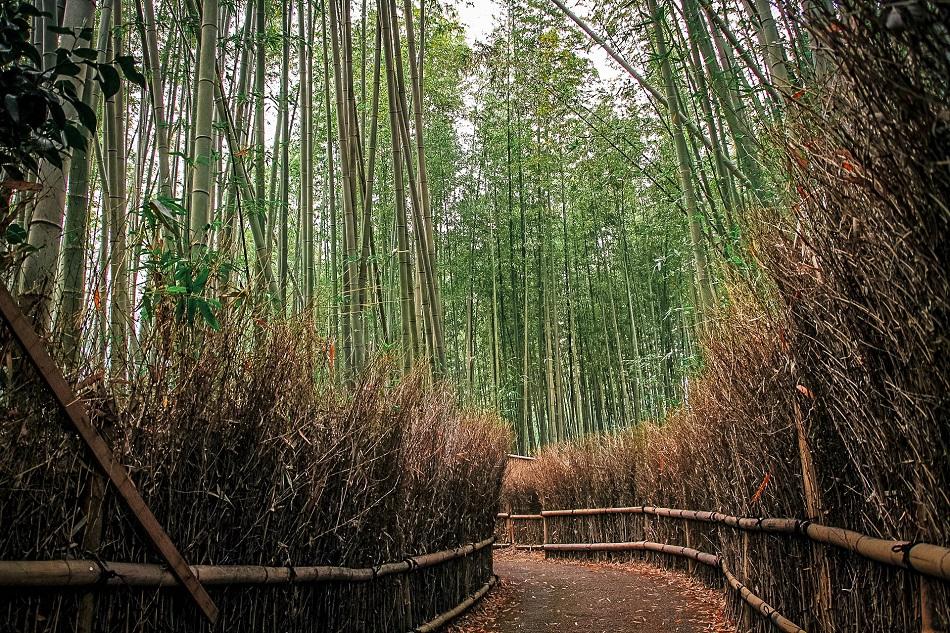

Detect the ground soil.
[{"left": 448, "top": 550, "right": 730, "bottom": 633}]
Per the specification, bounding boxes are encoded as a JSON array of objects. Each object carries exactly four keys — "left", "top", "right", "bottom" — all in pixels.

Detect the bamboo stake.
[
  {"left": 76, "top": 473, "right": 106, "bottom": 633},
  {"left": 792, "top": 392, "right": 833, "bottom": 630}
]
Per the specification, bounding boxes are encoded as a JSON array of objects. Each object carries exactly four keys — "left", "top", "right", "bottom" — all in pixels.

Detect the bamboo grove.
[{"left": 5, "top": 0, "right": 834, "bottom": 452}]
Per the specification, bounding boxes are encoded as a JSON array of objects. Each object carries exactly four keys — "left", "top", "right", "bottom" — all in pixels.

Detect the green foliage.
[
  {"left": 141, "top": 197, "right": 230, "bottom": 331},
  {"left": 0, "top": 2, "right": 144, "bottom": 179},
  {"left": 0, "top": 190, "right": 37, "bottom": 273},
  {"left": 141, "top": 246, "right": 230, "bottom": 331}
]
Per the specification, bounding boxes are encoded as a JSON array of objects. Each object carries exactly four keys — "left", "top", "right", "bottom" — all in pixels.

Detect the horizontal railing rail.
[
  {"left": 496, "top": 512, "right": 542, "bottom": 521},
  {"left": 540, "top": 506, "right": 950, "bottom": 581},
  {"left": 0, "top": 537, "right": 495, "bottom": 589}
]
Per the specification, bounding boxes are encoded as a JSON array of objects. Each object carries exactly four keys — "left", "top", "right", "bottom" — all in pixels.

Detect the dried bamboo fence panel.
[
  {"left": 538, "top": 506, "right": 950, "bottom": 633},
  {"left": 0, "top": 541, "right": 496, "bottom": 632}
]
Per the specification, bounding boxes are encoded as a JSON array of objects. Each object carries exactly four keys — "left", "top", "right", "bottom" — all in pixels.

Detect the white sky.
[
  {"left": 452, "top": 0, "right": 626, "bottom": 85},
  {"left": 454, "top": 0, "right": 501, "bottom": 45}
]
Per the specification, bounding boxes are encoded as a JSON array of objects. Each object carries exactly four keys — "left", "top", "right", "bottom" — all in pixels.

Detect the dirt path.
[{"left": 449, "top": 551, "right": 728, "bottom": 633}]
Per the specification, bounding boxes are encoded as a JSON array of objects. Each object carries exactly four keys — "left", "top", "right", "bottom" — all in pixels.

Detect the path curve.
[{"left": 450, "top": 551, "right": 728, "bottom": 633}]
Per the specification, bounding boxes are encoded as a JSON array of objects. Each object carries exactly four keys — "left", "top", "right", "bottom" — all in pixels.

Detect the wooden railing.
[
  {"left": 494, "top": 512, "right": 544, "bottom": 550},
  {"left": 541, "top": 506, "right": 950, "bottom": 581},
  {"left": 498, "top": 506, "right": 950, "bottom": 633},
  {"left": 0, "top": 537, "right": 496, "bottom": 633}
]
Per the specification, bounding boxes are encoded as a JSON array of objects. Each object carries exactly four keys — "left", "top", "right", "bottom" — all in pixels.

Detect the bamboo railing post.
[
  {"left": 792, "top": 390, "right": 833, "bottom": 631},
  {"left": 916, "top": 477, "right": 942, "bottom": 633},
  {"left": 919, "top": 575, "right": 941, "bottom": 633},
  {"left": 741, "top": 530, "right": 752, "bottom": 631},
  {"left": 542, "top": 515, "right": 549, "bottom": 559},
  {"left": 684, "top": 518, "right": 694, "bottom": 575},
  {"left": 401, "top": 575, "right": 413, "bottom": 630},
  {"left": 76, "top": 472, "right": 106, "bottom": 633}
]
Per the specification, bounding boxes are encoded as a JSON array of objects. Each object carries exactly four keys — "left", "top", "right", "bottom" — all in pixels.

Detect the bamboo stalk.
[{"left": 0, "top": 538, "right": 494, "bottom": 589}]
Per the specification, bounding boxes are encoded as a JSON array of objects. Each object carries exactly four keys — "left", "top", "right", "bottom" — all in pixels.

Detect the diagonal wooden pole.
[{"left": 0, "top": 282, "right": 219, "bottom": 624}]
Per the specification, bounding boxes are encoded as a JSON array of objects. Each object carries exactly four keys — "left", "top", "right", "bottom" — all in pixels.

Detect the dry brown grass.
[{"left": 0, "top": 311, "right": 510, "bottom": 632}]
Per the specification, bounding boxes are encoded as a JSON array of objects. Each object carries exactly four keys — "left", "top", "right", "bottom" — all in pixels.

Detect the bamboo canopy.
[{"left": 0, "top": 538, "right": 494, "bottom": 589}]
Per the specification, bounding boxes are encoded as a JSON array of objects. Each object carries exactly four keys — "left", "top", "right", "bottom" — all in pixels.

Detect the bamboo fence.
[
  {"left": 498, "top": 505, "right": 950, "bottom": 633},
  {"left": 0, "top": 538, "right": 495, "bottom": 632}
]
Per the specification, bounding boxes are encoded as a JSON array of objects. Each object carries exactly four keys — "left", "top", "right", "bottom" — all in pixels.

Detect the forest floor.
[{"left": 448, "top": 550, "right": 731, "bottom": 633}]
